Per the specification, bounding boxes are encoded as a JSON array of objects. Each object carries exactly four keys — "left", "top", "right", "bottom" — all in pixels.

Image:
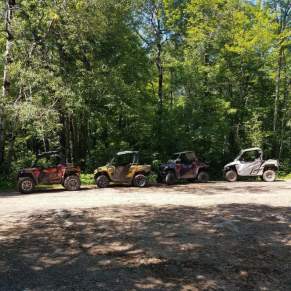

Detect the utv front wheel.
[
  {"left": 18, "top": 177, "right": 35, "bottom": 194},
  {"left": 96, "top": 175, "right": 110, "bottom": 188},
  {"left": 165, "top": 172, "right": 176, "bottom": 185},
  {"left": 64, "top": 175, "right": 81, "bottom": 191},
  {"left": 225, "top": 170, "right": 238, "bottom": 182},
  {"left": 197, "top": 171, "right": 209, "bottom": 183},
  {"left": 262, "top": 170, "right": 276, "bottom": 182},
  {"left": 133, "top": 174, "right": 147, "bottom": 187}
]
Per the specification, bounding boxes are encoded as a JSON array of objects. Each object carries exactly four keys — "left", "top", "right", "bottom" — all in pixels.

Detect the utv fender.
[
  {"left": 198, "top": 167, "right": 209, "bottom": 173},
  {"left": 134, "top": 171, "right": 149, "bottom": 176},
  {"left": 64, "top": 171, "right": 79, "bottom": 178},
  {"left": 163, "top": 169, "right": 176, "bottom": 178},
  {"left": 165, "top": 168, "right": 176, "bottom": 174},
  {"left": 263, "top": 165, "right": 278, "bottom": 172},
  {"left": 163, "top": 165, "right": 176, "bottom": 171},
  {"left": 224, "top": 165, "right": 237, "bottom": 173},
  {"left": 18, "top": 173, "right": 36, "bottom": 184},
  {"left": 94, "top": 172, "right": 110, "bottom": 181}
]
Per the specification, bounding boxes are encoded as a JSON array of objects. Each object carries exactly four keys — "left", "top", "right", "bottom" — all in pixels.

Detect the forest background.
[{"left": 0, "top": 0, "right": 290, "bottom": 186}]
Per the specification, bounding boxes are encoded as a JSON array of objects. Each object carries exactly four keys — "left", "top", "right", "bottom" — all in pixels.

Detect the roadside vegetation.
[
  {"left": 0, "top": 179, "right": 14, "bottom": 191},
  {"left": 80, "top": 174, "right": 95, "bottom": 186},
  {"left": 280, "top": 173, "right": 291, "bottom": 180}
]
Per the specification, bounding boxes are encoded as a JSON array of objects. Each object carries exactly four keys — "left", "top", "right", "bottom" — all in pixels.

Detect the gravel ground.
[{"left": 0, "top": 181, "right": 291, "bottom": 290}]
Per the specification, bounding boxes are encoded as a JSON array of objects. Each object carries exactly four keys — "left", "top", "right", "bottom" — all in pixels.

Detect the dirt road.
[
  {"left": 0, "top": 181, "right": 291, "bottom": 218},
  {"left": 1, "top": 181, "right": 291, "bottom": 290}
]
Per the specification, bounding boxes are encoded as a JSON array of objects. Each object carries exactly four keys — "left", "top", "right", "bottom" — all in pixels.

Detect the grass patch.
[
  {"left": 81, "top": 173, "right": 158, "bottom": 185},
  {"left": 148, "top": 173, "right": 158, "bottom": 184},
  {"left": 0, "top": 179, "right": 15, "bottom": 191},
  {"left": 35, "top": 184, "right": 62, "bottom": 190},
  {"left": 81, "top": 173, "right": 95, "bottom": 185},
  {"left": 280, "top": 173, "right": 291, "bottom": 180}
]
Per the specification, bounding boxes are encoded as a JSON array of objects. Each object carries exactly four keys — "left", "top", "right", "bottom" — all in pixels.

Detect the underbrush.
[
  {"left": 81, "top": 174, "right": 95, "bottom": 185},
  {"left": 0, "top": 179, "right": 15, "bottom": 191},
  {"left": 280, "top": 173, "right": 291, "bottom": 180},
  {"left": 81, "top": 173, "right": 158, "bottom": 185}
]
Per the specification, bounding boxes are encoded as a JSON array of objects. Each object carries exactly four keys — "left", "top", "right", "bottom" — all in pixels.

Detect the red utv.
[{"left": 17, "top": 151, "right": 81, "bottom": 194}]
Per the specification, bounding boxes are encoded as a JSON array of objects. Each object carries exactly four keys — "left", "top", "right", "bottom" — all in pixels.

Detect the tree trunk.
[
  {"left": 273, "top": 47, "right": 283, "bottom": 133},
  {"left": 0, "top": 105, "right": 4, "bottom": 166},
  {"left": 2, "top": 0, "right": 15, "bottom": 98},
  {"left": 0, "top": 0, "right": 16, "bottom": 169},
  {"left": 278, "top": 52, "right": 289, "bottom": 160},
  {"left": 273, "top": 3, "right": 289, "bottom": 155},
  {"left": 155, "top": 17, "right": 164, "bottom": 151},
  {"left": 156, "top": 18, "right": 163, "bottom": 114}
]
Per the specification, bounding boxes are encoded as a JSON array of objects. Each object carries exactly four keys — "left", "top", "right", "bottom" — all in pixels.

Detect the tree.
[
  {"left": 0, "top": 0, "right": 290, "bottom": 179},
  {"left": 0, "top": 0, "right": 16, "bottom": 170}
]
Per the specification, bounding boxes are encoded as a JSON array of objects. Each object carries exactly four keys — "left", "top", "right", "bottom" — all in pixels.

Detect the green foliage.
[
  {"left": 0, "top": 0, "right": 290, "bottom": 185},
  {"left": 281, "top": 173, "right": 291, "bottom": 180},
  {"left": 0, "top": 179, "right": 15, "bottom": 191},
  {"left": 81, "top": 174, "right": 95, "bottom": 185}
]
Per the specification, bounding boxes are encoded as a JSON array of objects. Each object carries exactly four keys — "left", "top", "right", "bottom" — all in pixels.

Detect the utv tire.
[
  {"left": 165, "top": 172, "right": 176, "bottom": 185},
  {"left": 225, "top": 170, "right": 238, "bottom": 182},
  {"left": 18, "top": 177, "right": 35, "bottom": 194},
  {"left": 262, "top": 170, "right": 276, "bottom": 182},
  {"left": 96, "top": 175, "right": 110, "bottom": 188},
  {"left": 64, "top": 175, "right": 81, "bottom": 191},
  {"left": 197, "top": 171, "right": 209, "bottom": 183},
  {"left": 133, "top": 174, "right": 147, "bottom": 187}
]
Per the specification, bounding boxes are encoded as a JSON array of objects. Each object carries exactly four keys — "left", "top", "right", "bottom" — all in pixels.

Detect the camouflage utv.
[
  {"left": 17, "top": 151, "right": 81, "bottom": 194},
  {"left": 94, "top": 151, "right": 151, "bottom": 188}
]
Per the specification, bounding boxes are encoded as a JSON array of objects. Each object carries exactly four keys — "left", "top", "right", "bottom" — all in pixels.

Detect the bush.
[
  {"left": 0, "top": 179, "right": 15, "bottom": 191},
  {"left": 81, "top": 174, "right": 95, "bottom": 185}
]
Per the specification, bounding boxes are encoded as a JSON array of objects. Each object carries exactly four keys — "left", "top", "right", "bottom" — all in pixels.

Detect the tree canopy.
[{"left": 0, "top": 0, "right": 290, "bottom": 177}]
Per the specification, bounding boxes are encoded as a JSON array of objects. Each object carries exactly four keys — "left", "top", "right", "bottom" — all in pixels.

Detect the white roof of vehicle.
[
  {"left": 241, "top": 147, "right": 262, "bottom": 152},
  {"left": 117, "top": 151, "right": 138, "bottom": 155}
]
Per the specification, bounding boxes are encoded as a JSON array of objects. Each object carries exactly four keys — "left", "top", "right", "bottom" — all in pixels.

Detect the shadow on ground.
[
  {"left": 1, "top": 204, "right": 291, "bottom": 290},
  {"left": 111, "top": 182, "right": 276, "bottom": 195},
  {"left": 1, "top": 180, "right": 289, "bottom": 198},
  {"left": 0, "top": 187, "right": 93, "bottom": 198}
]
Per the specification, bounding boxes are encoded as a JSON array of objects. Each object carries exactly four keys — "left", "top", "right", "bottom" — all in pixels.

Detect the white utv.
[{"left": 224, "top": 148, "right": 279, "bottom": 182}]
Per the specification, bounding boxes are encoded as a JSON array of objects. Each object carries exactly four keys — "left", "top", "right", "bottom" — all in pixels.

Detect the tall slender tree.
[{"left": 0, "top": 0, "right": 16, "bottom": 169}]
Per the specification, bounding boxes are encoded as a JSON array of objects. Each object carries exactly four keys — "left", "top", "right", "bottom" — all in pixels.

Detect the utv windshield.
[
  {"left": 239, "top": 150, "right": 262, "bottom": 162},
  {"left": 111, "top": 153, "right": 139, "bottom": 166},
  {"left": 170, "top": 153, "right": 180, "bottom": 161},
  {"left": 169, "top": 152, "right": 197, "bottom": 163},
  {"left": 32, "top": 154, "right": 62, "bottom": 168}
]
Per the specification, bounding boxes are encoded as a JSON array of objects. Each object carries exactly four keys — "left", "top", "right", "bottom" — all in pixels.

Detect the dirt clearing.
[{"left": 0, "top": 181, "right": 291, "bottom": 290}]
